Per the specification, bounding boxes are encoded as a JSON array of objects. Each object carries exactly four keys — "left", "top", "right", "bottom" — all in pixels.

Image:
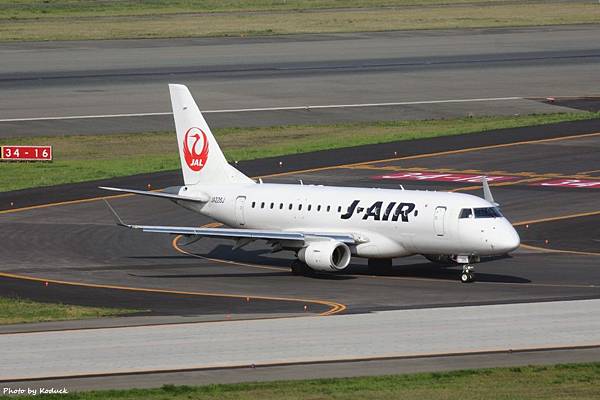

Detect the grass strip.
[
  {"left": 0, "top": 112, "right": 598, "bottom": 192},
  {"left": 0, "top": 296, "right": 138, "bottom": 325},
  {"left": 0, "top": 1, "right": 566, "bottom": 19},
  {"left": 0, "top": 2, "right": 598, "bottom": 41},
  {"left": 34, "top": 363, "right": 600, "bottom": 399}
]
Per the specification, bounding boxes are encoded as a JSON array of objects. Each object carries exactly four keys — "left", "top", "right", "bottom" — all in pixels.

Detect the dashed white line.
[{"left": 0, "top": 96, "right": 523, "bottom": 123}]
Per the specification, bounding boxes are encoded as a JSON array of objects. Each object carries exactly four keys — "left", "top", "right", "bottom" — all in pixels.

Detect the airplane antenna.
[
  {"left": 399, "top": 185, "right": 404, "bottom": 190},
  {"left": 258, "top": 178, "right": 263, "bottom": 184},
  {"left": 298, "top": 179, "right": 303, "bottom": 185}
]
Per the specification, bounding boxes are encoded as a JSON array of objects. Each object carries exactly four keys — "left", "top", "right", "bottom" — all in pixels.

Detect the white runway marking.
[
  {"left": 2, "top": 298, "right": 599, "bottom": 381},
  {"left": 0, "top": 97, "right": 522, "bottom": 123}
]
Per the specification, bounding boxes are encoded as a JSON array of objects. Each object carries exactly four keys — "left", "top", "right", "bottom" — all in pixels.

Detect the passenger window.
[
  {"left": 252, "top": 201, "right": 256, "bottom": 208},
  {"left": 299, "top": 204, "right": 303, "bottom": 211},
  {"left": 308, "top": 205, "right": 312, "bottom": 211},
  {"left": 289, "top": 204, "right": 293, "bottom": 210},
  {"left": 270, "top": 203, "right": 274, "bottom": 209},
  {"left": 317, "top": 205, "right": 321, "bottom": 211},
  {"left": 459, "top": 208, "right": 473, "bottom": 219},
  {"left": 337, "top": 206, "right": 341, "bottom": 212},
  {"left": 279, "top": 203, "right": 283, "bottom": 209},
  {"left": 261, "top": 202, "right": 265, "bottom": 209},
  {"left": 327, "top": 206, "right": 331, "bottom": 212}
]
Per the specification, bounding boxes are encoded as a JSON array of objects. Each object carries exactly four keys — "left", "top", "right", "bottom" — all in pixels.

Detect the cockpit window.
[
  {"left": 474, "top": 207, "right": 503, "bottom": 218},
  {"left": 459, "top": 208, "right": 473, "bottom": 219}
]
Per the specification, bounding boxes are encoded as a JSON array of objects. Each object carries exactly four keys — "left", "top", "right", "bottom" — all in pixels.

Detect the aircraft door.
[
  {"left": 433, "top": 206, "right": 446, "bottom": 236},
  {"left": 235, "top": 196, "right": 246, "bottom": 226}
]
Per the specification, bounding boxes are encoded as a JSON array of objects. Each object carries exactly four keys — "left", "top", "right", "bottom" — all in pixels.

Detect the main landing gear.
[{"left": 460, "top": 265, "right": 475, "bottom": 283}]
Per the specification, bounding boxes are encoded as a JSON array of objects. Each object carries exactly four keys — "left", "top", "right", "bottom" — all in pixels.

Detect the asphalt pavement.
[{"left": 1, "top": 25, "right": 599, "bottom": 136}]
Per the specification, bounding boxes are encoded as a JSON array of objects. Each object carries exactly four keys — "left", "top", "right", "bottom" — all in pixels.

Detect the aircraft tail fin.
[{"left": 169, "top": 84, "right": 254, "bottom": 186}]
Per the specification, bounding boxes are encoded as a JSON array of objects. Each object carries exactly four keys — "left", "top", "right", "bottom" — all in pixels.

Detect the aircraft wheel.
[
  {"left": 460, "top": 264, "right": 476, "bottom": 283},
  {"left": 461, "top": 272, "right": 475, "bottom": 283}
]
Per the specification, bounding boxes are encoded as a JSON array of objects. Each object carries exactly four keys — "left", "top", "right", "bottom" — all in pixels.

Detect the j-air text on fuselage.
[{"left": 101, "top": 84, "right": 520, "bottom": 283}]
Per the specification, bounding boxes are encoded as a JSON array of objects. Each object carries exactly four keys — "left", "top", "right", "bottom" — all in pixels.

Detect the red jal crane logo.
[{"left": 183, "top": 127, "right": 209, "bottom": 171}]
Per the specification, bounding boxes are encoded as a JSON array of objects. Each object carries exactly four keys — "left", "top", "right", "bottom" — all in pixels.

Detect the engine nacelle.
[{"left": 298, "top": 241, "right": 351, "bottom": 272}]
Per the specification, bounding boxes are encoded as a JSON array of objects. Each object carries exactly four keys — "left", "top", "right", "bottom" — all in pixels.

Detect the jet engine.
[{"left": 298, "top": 241, "right": 351, "bottom": 272}]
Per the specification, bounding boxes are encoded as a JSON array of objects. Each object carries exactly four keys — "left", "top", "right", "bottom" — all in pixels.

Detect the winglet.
[
  {"left": 103, "top": 199, "right": 130, "bottom": 228},
  {"left": 481, "top": 176, "right": 499, "bottom": 205}
]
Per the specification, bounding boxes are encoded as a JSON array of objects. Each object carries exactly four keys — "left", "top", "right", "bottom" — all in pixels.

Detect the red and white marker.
[
  {"left": 373, "top": 171, "right": 520, "bottom": 183},
  {"left": 532, "top": 179, "right": 600, "bottom": 189},
  {"left": 1, "top": 145, "right": 52, "bottom": 161}
]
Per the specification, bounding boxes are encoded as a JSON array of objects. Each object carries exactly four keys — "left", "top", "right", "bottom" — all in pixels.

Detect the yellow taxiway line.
[
  {"left": 0, "top": 271, "right": 346, "bottom": 317},
  {"left": 519, "top": 244, "right": 600, "bottom": 258},
  {"left": 514, "top": 210, "right": 600, "bottom": 227},
  {"left": 513, "top": 210, "right": 600, "bottom": 257}
]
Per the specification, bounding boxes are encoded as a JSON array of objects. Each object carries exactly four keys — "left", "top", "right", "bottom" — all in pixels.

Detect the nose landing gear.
[{"left": 460, "top": 265, "right": 475, "bottom": 283}]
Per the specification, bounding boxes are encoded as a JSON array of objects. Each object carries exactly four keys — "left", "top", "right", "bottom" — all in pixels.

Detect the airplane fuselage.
[{"left": 175, "top": 183, "right": 520, "bottom": 258}]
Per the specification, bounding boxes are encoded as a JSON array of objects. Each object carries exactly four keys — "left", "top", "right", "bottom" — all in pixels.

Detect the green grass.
[
  {"left": 0, "top": 1, "right": 598, "bottom": 41},
  {"left": 1, "top": 112, "right": 598, "bottom": 192},
  {"left": 0, "top": 1, "right": 559, "bottom": 19},
  {"left": 35, "top": 363, "right": 600, "bottom": 399},
  {"left": 0, "top": 296, "right": 138, "bottom": 324}
]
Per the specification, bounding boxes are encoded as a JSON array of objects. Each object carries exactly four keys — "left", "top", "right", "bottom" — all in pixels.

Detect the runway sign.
[
  {"left": 373, "top": 171, "right": 520, "bottom": 183},
  {"left": 1, "top": 145, "right": 52, "bottom": 161}
]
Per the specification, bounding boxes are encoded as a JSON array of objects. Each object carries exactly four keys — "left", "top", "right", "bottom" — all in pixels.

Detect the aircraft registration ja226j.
[{"left": 102, "top": 84, "right": 520, "bottom": 283}]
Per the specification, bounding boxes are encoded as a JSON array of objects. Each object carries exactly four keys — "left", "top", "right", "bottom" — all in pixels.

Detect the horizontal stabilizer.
[{"left": 99, "top": 186, "right": 209, "bottom": 202}]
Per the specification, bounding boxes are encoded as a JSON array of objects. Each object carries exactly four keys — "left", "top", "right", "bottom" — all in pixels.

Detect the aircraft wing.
[{"left": 104, "top": 200, "right": 358, "bottom": 245}]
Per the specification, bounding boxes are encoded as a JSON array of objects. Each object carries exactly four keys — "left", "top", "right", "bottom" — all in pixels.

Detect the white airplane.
[{"left": 102, "top": 84, "right": 520, "bottom": 283}]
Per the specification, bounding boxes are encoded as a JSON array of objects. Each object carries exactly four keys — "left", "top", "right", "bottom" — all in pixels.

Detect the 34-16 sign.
[{"left": 1, "top": 145, "right": 52, "bottom": 161}]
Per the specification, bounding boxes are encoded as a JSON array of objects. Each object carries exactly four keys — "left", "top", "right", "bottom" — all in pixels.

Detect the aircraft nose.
[{"left": 496, "top": 224, "right": 521, "bottom": 253}]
